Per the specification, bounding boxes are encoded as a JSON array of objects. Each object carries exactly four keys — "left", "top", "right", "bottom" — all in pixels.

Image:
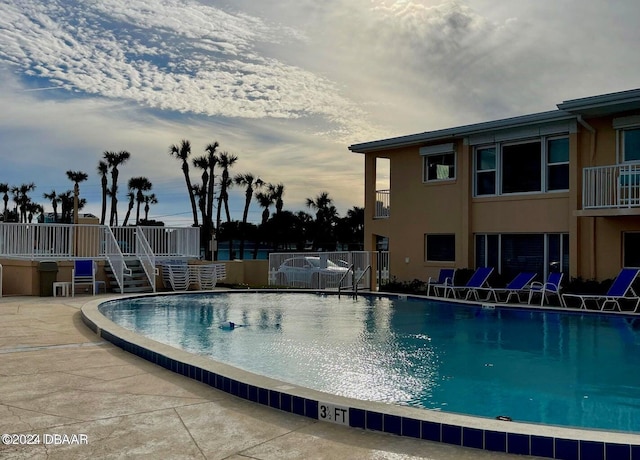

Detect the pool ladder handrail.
[
  {"left": 338, "top": 264, "right": 354, "bottom": 298},
  {"left": 353, "top": 265, "right": 371, "bottom": 298}
]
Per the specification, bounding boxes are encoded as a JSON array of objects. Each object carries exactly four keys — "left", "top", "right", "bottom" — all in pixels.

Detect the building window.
[
  {"left": 624, "top": 232, "right": 640, "bottom": 267},
  {"left": 475, "top": 233, "right": 569, "bottom": 280},
  {"left": 547, "top": 137, "right": 570, "bottom": 191},
  {"left": 475, "top": 147, "right": 496, "bottom": 195},
  {"left": 502, "top": 141, "right": 541, "bottom": 193},
  {"left": 421, "top": 143, "right": 455, "bottom": 183},
  {"left": 426, "top": 234, "right": 455, "bottom": 261},
  {"left": 623, "top": 128, "right": 640, "bottom": 162},
  {"left": 474, "top": 136, "right": 569, "bottom": 196}
]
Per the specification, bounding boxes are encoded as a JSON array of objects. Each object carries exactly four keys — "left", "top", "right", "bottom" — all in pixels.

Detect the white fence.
[
  {"left": 111, "top": 226, "right": 200, "bottom": 258},
  {"left": 583, "top": 164, "right": 640, "bottom": 209},
  {"left": 0, "top": 223, "right": 200, "bottom": 260},
  {"left": 268, "top": 251, "right": 390, "bottom": 290}
]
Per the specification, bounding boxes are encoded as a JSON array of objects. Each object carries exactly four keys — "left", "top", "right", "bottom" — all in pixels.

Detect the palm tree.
[
  {"left": 204, "top": 142, "right": 219, "bottom": 233},
  {"left": 216, "top": 151, "right": 237, "bottom": 231},
  {"left": 306, "top": 191, "right": 338, "bottom": 250},
  {"left": 143, "top": 193, "right": 157, "bottom": 221},
  {"left": 26, "top": 202, "right": 43, "bottom": 223},
  {"left": 43, "top": 190, "right": 60, "bottom": 222},
  {"left": 97, "top": 160, "right": 109, "bottom": 225},
  {"left": 268, "top": 182, "right": 285, "bottom": 215},
  {"left": 121, "top": 192, "right": 136, "bottom": 227},
  {"left": 104, "top": 150, "right": 131, "bottom": 226},
  {"left": 58, "top": 190, "right": 85, "bottom": 223},
  {"left": 66, "top": 170, "right": 89, "bottom": 224},
  {"left": 12, "top": 183, "right": 35, "bottom": 223},
  {"left": 0, "top": 183, "right": 9, "bottom": 222},
  {"left": 254, "top": 191, "right": 274, "bottom": 258},
  {"left": 127, "top": 176, "right": 152, "bottom": 225},
  {"left": 234, "top": 173, "right": 263, "bottom": 258},
  {"left": 195, "top": 142, "right": 219, "bottom": 260},
  {"left": 169, "top": 139, "right": 198, "bottom": 227},
  {"left": 192, "top": 156, "right": 212, "bottom": 226}
]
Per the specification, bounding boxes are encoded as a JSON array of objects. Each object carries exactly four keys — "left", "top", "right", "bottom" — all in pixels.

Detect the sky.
[{"left": 1, "top": 0, "right": 640, "bottom": 226}]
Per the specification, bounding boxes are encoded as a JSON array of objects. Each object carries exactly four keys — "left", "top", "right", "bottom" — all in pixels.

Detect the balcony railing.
[
  {"left": 583, "top": 164, "right": 640, "bottom": 209},
  {"left": 375, "top": 189, "right": 390, "bottom": 218}
]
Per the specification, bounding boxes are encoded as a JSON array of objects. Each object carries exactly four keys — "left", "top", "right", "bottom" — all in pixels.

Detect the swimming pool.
[{"left": 98, "top": 291, "right": 640, "bottom": 433}]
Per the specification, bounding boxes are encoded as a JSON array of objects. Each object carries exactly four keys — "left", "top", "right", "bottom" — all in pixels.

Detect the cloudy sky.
[{"left": 1, "top": 0, "right": 639, "bottom": 225}]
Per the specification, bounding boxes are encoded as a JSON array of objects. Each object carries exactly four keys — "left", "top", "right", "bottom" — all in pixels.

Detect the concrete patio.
[{"left": 0, "top": 294, "right": 540, "bottom": 459}]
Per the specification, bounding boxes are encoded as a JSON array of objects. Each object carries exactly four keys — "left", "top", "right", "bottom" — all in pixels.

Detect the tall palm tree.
[
  {"left": 12, "top": 183, "right": 35, "bottom": 223},
  {"left": 0, "top": 183, "right": 9, "bottom": 222},
  {"left": 97, "top": 160, "right": 109, "bottom": 225},
  {"left": 43, "top": 190, "right": 60, "bottom": 222},
  {"left": 234, "top": 173, "right": 263, "bottom": 258},
  {"left": 191, "top": 184, "right": 207, "bottom": 226},
  {"left": 58, "top": 190, "right": 85, "bottom": 223},
  {"left": 254, "top": 191, "right": 274, "bottom": 258},
  {"left": 169, "top": 139, "right": 198, "bottom": 227},
  {"left": 66, "top": 170, "right": 88, "bottom": 224},
  {"left": 104, "top": 150, "right": 131, "bottom": 226},
  {"left": 195, "top": 143, "right": 219, "bottom": 260},
  {"left": 216, "top": 151, "right": 237, "bottom": 231},
  {"left": 204, "top": 142, "right": 219, "bottom": 234},
  {"left": 143, "top": 193, "right": 157, "bottom": 221},
  {"left": 121, "top": 192, "right": 136, "bottom": 227},
  {"left": 192, "top": 156, "right": 211, "bottom": 224},
  {"left": 127, "top": 176, "right": 152, "bottom": 225},
  {"left": 268, "top": 182, "right": 285, "bottom": 215}
]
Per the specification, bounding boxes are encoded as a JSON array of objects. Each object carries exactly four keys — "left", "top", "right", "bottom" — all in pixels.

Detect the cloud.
[{"left": 0, "top": 0, "right": 375, "bottom": 143}]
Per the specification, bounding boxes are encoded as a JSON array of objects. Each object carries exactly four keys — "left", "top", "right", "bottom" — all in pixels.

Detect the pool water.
[{"left": 100, "top": 292, "right": 640, "bottom": 432}]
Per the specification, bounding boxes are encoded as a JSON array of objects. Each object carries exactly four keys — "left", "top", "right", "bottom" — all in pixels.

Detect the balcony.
[
  {"left": 375, "top": 189, "right": 390, "bottom": 218},
  {"left": 583, "top": 164, "right": 640, "bottom": 212}
]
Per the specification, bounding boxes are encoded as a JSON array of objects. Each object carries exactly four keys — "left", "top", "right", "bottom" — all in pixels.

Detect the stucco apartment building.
[{"left": 349, "top": 88, "right": 640, "bottom": 284}]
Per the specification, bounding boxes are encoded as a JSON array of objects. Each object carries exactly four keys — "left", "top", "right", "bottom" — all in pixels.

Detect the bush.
[{"left": 380, "top": 277, "right": 426, "bottom": 294}]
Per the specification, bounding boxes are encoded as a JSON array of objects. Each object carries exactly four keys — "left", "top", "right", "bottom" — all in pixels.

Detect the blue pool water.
[{"left": 100, "top": 292, "right": 640, "bottom": 432}]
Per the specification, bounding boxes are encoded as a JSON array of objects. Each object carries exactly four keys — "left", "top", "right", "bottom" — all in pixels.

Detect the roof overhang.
[
  {"left": 348, "top": 110, "right": 575, "bottom": 154},
  {"left": 557, "top": 88, "right": 640, "bottom": 117}
]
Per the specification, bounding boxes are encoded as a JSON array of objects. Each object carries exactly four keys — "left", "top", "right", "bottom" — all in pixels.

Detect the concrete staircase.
[{"left": 104, "top": 259, "right": 154, "bottom": 293}]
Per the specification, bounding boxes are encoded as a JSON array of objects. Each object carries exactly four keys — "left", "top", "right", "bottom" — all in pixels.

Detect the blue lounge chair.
[
  {"left": 482, "top": 272, "right": 537, "bottom": 303},
  {"left": 448, "top": 267, "right": 494, "bottom": 301},
  {"left": 562, "top": 268, "right": 640, "bottom": 311},
  {"left": 426, "top": 268, "right": 456, "bottom": 297},
  {"left": 527, "top": 272, "right": 564, "bottom": 307}
]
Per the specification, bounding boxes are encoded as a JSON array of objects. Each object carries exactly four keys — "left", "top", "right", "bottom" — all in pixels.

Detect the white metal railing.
[
  {"left": 0, "top": 223, "right": 105, "bottom": 259},
  {"left": 375, "top": 189, "right": 390, "bottom": 218},
  {"left": 111, "top": 226, "right": 200, "bottom": 258},
  {"left": 135, "top": 229, "right": 157, "bottom": 292},
  {"left": 583, "top": 164, "right": 640, "bottom": 209},
  {"left": 0, "top": 223, "right": 200, "bottom": 260},
  {"left": 103, "top": 227, "right": 131, "bottom": 294}
]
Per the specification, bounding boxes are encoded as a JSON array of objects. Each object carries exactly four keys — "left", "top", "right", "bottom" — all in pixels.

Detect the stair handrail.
[
  {"left": 103, "top": 226, "right": 132, "bottom": 294},
  {"left": 353, "top": 265, "right": 372, "bottom": 297},
  {"left": 135, "top": 228, "right": 157, "bottom": 292},
  {"left": 338, "top": 264, "right": 354, "bottom": 298}
]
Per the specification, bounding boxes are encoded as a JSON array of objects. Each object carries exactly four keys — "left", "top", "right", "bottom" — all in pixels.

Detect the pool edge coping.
[{"left": 80, "top": 290, "right": 640, "bottom": 460}]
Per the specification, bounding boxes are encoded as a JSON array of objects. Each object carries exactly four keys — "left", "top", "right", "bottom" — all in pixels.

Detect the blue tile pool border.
[{"left": 81, "top": 292, "right": 640, "bottom": 460}]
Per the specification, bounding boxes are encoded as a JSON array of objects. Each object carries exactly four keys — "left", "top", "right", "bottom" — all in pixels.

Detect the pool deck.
[{"left": 0, "top": 294, "right": 550, "bottom": 460}]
